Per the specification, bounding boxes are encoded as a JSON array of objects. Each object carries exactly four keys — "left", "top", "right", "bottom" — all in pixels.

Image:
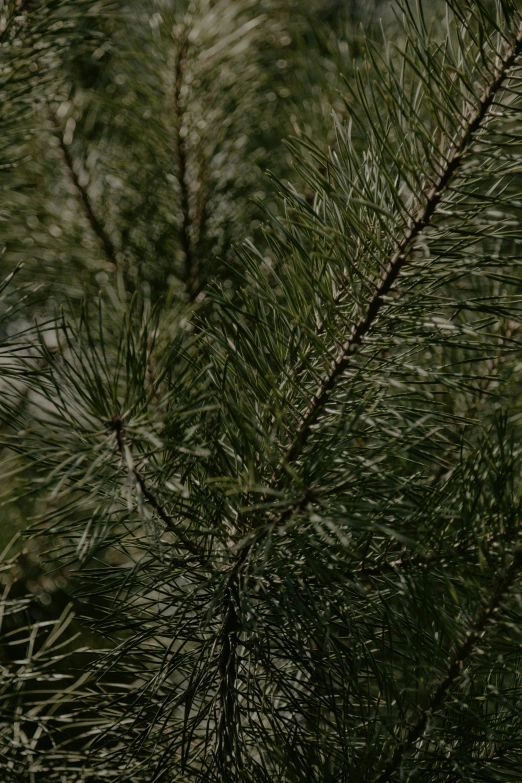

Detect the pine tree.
[{"left": 3, "top": 0, "right": 522, "bottom": 781}]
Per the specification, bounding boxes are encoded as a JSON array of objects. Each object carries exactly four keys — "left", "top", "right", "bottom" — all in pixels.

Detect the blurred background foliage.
[{"left": 1, "top": 0, "right": 390, "bottom": 306}]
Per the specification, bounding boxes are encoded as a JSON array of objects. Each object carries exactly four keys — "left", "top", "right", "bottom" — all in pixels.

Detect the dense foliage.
[{"left": 2, "top": 0, "right": 522, "bottom": 781}]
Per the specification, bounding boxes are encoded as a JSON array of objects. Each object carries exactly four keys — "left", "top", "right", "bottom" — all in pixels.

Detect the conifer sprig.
[{"left": 280, "top": 21, "right": 522, "bottom": 470}]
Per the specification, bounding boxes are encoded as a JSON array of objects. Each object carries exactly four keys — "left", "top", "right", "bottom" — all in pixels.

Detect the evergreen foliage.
[{"left": 2, "top": 0, "right": 522, "bottom": 781}]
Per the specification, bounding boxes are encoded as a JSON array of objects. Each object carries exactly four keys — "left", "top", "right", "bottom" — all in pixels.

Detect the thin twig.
[
  {"left": 133, "top": 467, "right": 203, "bottom": 559},
  {"left": 112, "top": 419, "right": 208, "bottom": 564},
  {"left": 172, "top": 26, "right": 196, "bottom": 299},
  {"left": 48, "top": 108, "right": 119, "bottom": 269}
]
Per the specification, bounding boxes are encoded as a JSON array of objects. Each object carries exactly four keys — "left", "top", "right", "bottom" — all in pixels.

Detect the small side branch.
[
  {"left": 133, "top": 466, "right": 204, "bottom": 561},
  {"left": 48, "top": 109, "right": 119, "bottom": 270},
  {"left": 172, "top": 26, "right": 196, "bottom": 299},
  {"left": 111, "top": 419, "right": 208, "bottom": 564}
]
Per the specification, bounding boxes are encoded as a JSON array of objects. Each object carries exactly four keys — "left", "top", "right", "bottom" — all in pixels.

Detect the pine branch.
[
  {"left": 277, "top": 26, "right": 522, "bottom": 475},
  {"left": 228, "top": 16, "right": 522, "bottom": 539},
  {"left": 48, "top": 108, "right": 119, "bottom": 270},
  {"left": 374, "top": 546, "right": 522, "bottom": 783}
]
